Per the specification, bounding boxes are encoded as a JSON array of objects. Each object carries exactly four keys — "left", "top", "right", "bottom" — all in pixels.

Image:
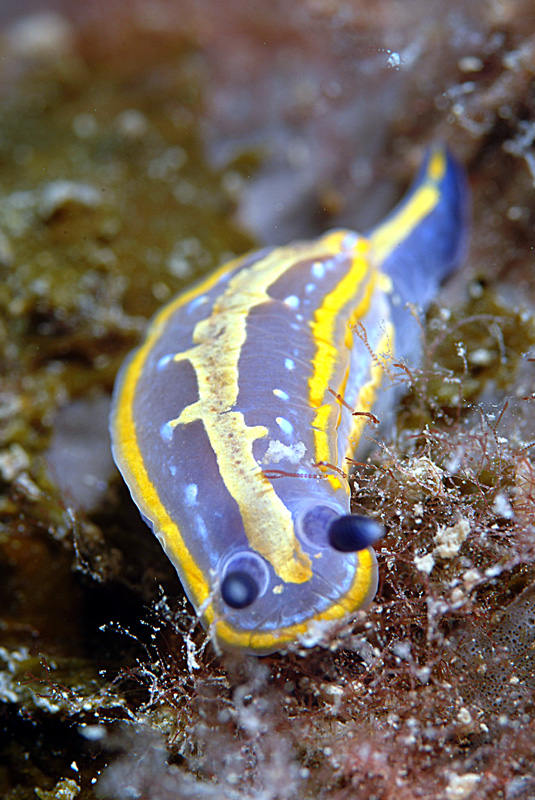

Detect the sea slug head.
[{"left": 204, "top": 500, "right": 383, "bottom": 655}]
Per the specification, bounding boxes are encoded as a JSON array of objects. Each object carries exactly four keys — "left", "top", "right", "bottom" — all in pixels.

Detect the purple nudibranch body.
[{"left": 110, "top": 145, "right": 468, "bottom": 654}]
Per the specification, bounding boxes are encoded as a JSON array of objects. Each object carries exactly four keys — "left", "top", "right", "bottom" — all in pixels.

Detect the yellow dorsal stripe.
[
  {"left": 370, "top": 148, "right": 446, "bottom": 266},
  {"left": 343, "top": 323, "right": 394, "bottom": 464},
  {"left": 161, "top": 235, "right": 360, "bottom": 585},
  {"left": 308, "top": 238, "right": 375, "bottom": 467}
]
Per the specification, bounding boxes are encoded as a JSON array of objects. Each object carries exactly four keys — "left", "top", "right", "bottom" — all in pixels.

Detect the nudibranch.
[{"left": 110, "top": 145, "right": 467, "bottom": 655}]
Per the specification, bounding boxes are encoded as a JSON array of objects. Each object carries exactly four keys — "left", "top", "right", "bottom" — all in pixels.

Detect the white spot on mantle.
[
  {"left": 311, "top": 261, "right": 325, "bottom": 279},
  {"left": 276, "top": 416, "right": 294, "bottom": 437},
  {"left": 160, "top": 420, "right": 175, "bottom": 442},
  {"left": 184, "top": 483, "right": 198, "bottom": 505},
  {"left": 188, "top": 294, "right": 208, "bottom": 312},
  {"left": 284, "top": 295, "right": 300, "bottom": 309},
  {"left": 273, "top": 388, "right": 290, "bottom": 400},
  {"left": 157, "top": 353, "right": 175, "bottom": 371}
]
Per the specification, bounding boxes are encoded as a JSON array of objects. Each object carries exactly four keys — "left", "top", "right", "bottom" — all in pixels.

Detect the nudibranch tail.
[
  {"left": 110, "top": 144, "right": 468, "bottom": 655},
  {"left": 369, "top": 144, "right": 468, "bottom": 308}
]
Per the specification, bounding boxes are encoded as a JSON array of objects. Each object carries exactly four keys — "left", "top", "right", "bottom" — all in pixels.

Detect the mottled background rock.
[{"left": 0, "top": 2, "right": 534, "bottom": 799}]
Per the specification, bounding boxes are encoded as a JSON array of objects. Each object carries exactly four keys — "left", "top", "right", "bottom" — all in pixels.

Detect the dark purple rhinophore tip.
[
  {"left": 221, "top": 570, "right": 259, "bottom": 609},
  {"left": 328, "top": 515, "right": 384, "bottom": 553}
]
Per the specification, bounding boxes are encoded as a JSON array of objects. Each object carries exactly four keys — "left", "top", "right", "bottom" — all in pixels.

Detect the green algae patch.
[
  {"left": 390, "top": 285, "right": 535, "bottom": 437},
  {"left": 0, "top": 30, "right": 252, "bottom": 455},
  {"left": 426, "top": 288, "right": 535, "bottom": 404},
  {"left": 0, "top": 646, "right": 127, "bottom": 719},
  {"left": 36, "top": 779, "right": 80, "bottom": 800}
]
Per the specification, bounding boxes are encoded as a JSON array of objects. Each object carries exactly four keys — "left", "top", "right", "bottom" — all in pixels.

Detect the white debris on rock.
[
  {"left": 462, "top": 569, "right": 482, "bottom": 592},
  {"left": 38, "top": 181, "right": 103, "bottom": 221},
  {"left": 0, "top": 443, "right": 30, "bottom": 481},
  {"left": 114, "top": 109, "right": 150, "bottom": 140},
  {"left": 413, "top": 518, "right": 471, "bottom": 576},
  {"left": 414, "top": 553, "right": 435, "bottom": 575},
  {"left": 445, "top": 772, "right": 481, "bottom": 800},
  {"left": 6, "top": 12, "right": 75, "bottom": 61},
  {"left": 433, "top": 518, "right": 470, "bottom": 559},
  {"left": 492, "top": 491, "right": 514, "bottom": 519}
]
